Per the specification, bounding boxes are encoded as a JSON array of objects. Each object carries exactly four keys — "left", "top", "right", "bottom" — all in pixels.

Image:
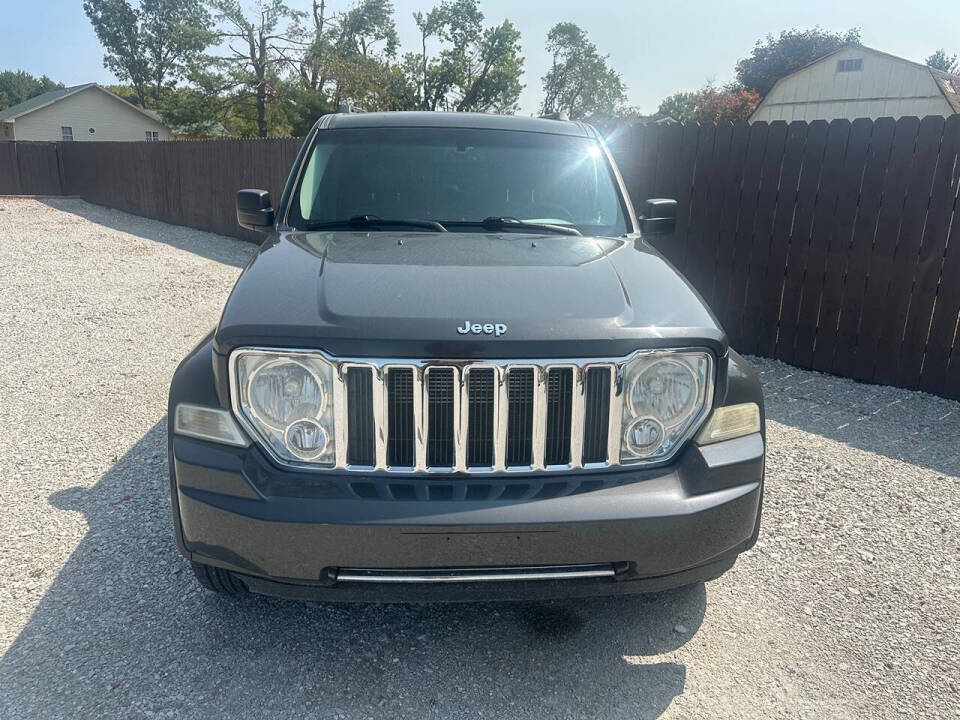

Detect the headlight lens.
[
  {"left": 248, "top": 358, "right": 326, "bottom": 430},
  {"left": 232, "top": 350, "right": 336, "bottom": 465},
  {"left": 620, "top": 351, "right": 712, "bottom": 462}
]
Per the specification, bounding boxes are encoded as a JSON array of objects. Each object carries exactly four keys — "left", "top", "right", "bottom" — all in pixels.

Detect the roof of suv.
[{"left": 320, "top": 111, "right": 595, "bottom": 137}]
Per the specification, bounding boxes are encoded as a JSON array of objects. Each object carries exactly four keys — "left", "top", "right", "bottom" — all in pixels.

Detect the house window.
[
  {"left": 145, "top": 131, "right": 159, "bottom": 141},
  {"left": 837, "top": 58, "right": 863, "bottom": 72},
  {"left": 61, "top": 126, "right": 73, "bottom": 141}
]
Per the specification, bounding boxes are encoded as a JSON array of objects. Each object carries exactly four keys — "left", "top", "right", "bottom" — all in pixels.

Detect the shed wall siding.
[
  {"left": 751, "top": 47, "right": 955, "bottom": 122},
  {"left": 10, "top": 88, "right": 171, "bottom": 141}
]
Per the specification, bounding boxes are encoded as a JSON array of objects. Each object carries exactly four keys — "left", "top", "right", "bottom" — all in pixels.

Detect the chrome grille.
[{"left": 333, "top": 360, "right": 621, "bottom": 473}]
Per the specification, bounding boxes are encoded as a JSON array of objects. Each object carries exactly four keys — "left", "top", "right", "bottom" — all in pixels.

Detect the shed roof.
[{"left": 751, "top": 45, "right": 960, "bottom": 119}]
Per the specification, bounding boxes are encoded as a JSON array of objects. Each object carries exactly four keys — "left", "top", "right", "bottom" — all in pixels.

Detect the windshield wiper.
[
  {"left": 445, "top": 217, "right": 582, "bottom": 236},
  {"left": 303, "top": 215, "right": 447, "bottom": 232}
]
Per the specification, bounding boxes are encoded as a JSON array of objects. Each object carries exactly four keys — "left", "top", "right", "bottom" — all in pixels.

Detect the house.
[
  {"left": 0, "top": 83, "right": 172, "bottom": 142},
  {"left": 750, "top": 45, "right": 960, "bottom": 123}
]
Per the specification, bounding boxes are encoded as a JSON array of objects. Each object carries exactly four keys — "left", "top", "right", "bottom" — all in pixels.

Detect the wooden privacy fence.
[
  {"left": 1, "top": 115, "right": 959, "bottom": 400},
  {"left": 58, "top": 139, "right": 302, "bottom": 241},
  {"left": 608, "top": 115, "right": 960, "bottom": 401},
  {"left": 0, "top": 142, "right": 63, "bottom": 195}
]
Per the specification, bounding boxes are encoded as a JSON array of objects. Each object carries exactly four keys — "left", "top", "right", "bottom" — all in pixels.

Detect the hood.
[{"left": 213, "top": 231, "right": 725, "bottom": 359}]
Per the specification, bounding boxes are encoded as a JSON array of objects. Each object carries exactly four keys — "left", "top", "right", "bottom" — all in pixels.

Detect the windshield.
[{"left": 289, "top": 126, "right": 630, "bottom": 236}]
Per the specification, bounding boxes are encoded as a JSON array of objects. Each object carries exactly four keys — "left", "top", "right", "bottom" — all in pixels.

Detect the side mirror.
[
  {"left": 639, "top": 198, "right": 677, "bottom": 236},
  {"left": 236, "top": 189, "right": 275, "bottom": 231}
]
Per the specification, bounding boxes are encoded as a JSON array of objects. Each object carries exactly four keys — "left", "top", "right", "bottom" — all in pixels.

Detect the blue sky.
[{"left": 1, "top": 0, "right": 957, "bottom": 114}]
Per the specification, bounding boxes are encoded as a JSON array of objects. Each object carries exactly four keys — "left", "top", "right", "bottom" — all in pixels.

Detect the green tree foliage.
[
  {"left": 280, "top": 80, "right": 336, "bottom": 136},
  {"left": 0, "top": 70, "right": 64, "bottom": 111},
  {"left": 404, "top": 0, "right": 523, "bottom": 112},
  {"left": 207, "top": 0, "right": 304, "bottom": 138},
  {"left": 926, "top": 49, "right": 959, "bottom": 74},
  {"left": 539, "top": 22, "right": 625, "bottom": 120},
  {"left": 83, "top": 0, "right": 214, "bottom": 107},
  {"left": 735, "top": 27, "right": 861, "bottom": 97},
  {"left": 656, "top": 92, "right": 696, "bottom": 123},
  {"left": 83, "top": 0, "right": 525, "bottom": 136},
  {"left": 656, "top": 84, "right": 759, "bottom": 123},
  {"left": 291, "top": 0, "right": 399, "bottom": 103}
]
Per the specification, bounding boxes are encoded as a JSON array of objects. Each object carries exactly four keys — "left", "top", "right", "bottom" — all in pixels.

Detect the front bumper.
[{"left": 169, "top": 426, "right": 764, "bottom": 601}]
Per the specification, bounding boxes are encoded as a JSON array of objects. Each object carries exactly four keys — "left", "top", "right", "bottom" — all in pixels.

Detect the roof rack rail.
[
  {"left": 337, "top": 102, "right": 365, "bottom": 114},
  {"left": 538, "top": 111, "right": 570, "bottom": 121}
]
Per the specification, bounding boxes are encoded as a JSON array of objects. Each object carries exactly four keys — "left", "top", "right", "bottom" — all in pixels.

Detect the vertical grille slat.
[
  {"left": 466, "top": 368, "right": 495, "bottom": 467},
  {"left": 582, "top": 367, "right": 611, "bottom": 464},
  {"left": 426, "top": 368, "right": 456, "bottom": 467},
  {"left": 544, "top": 368, "right": 573, "bottom": 465},
  {"left": 386, "top": 368, "right": 415, "bottom": 467},
  {"left": 346, "top": 367, "right": 375, "bottom": 466},
  {"left": 506, "top": 369, "right": 535, "bottom": 466}
]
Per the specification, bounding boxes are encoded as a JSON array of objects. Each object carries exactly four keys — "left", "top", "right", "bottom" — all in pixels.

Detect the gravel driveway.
[{"left": 0, "top": 198, "right": 957, "bottom": 719}]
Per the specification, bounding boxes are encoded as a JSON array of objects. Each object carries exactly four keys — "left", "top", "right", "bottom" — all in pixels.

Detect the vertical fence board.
[
  {"left": 720, "top": 121, "right": 769, "bottom": 349},
  {"left": 916, "top": 117, "right": 960, "bottom": 396},
  {"left": 792, "top": 118, "right": 852, "bottom": 369},
  {"left": 853, "top": 116, "right": 922, "bottom": 382},
  {"left": 666, "top": 122, "right": 702, "bottom": 276},
  {"left": 776, "top": 119, "right": 830, "bottom": 364},
  {"left": 646, "top": 122, "right": 683, "bottom": 266},
  {"left": 832, "top": 117, "right": 897, "bottom": 379},
  {"left": 0, "top": 143, "right": 21, "bottom": 193},
  {"left": 681, "top": 122, "right": 718, "bottom": 294},
  {"left": 11, "top": 142, "right": 61, "bottom": 194},
  {"left": 811, "top": 117, "right": 873, "bottom": 373},
  {"left": 874, "top": 115, "right": 945, "bottom": 386},
  {"left": 755, "top": 120, "right": 808, "bottom": 358},
  {"left": 739, "top": 120, "right": 788, "bottom": 356},
  {"left": 693, "top": 121, "right": 733, "bottom": 310},
  {"left": 710, "top": 121, "right": 752, "bottom": 337}
]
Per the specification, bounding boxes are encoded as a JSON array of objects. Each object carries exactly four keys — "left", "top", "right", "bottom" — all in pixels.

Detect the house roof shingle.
[{"left": 0, "top": 83, "right": 95, "bottom": 122}]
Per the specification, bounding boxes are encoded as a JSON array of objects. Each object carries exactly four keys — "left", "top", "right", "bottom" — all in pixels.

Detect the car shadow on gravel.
[
  {"left": 37, "top": 198, "right": 254, "bottom": 269},
  {"left": 0, "top": 421, "right": 705, "bottom": 719}
]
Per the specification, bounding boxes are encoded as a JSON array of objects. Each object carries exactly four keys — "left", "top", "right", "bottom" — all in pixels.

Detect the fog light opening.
[
  {"left": 284, "top": 418, "right": 329, "bottom": 460},
  {"left": 624, "top": 417, "right": 664, "bottom": 457}
]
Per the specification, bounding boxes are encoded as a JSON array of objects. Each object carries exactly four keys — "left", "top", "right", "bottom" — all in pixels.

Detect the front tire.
[{"left": 191, "top": 561, "right": 248, "bottom": 596}]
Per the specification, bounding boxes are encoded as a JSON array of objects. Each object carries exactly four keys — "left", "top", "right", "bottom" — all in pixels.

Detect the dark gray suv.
[{"left": 167, "top": 111, "right": 765, "bottom": 602}]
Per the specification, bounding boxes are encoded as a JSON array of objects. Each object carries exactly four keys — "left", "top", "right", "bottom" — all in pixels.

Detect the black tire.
[{"left": 190, "top": 561, "right": 248, "bottom": 596}]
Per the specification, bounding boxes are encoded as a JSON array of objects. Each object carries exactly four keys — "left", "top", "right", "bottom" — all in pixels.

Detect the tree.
[
  {"left": 735, "top": 27, "right": 861, "bottom": 97},
  {"left": 539, "top": 22, "right": 626, "bottom": 120},
  {"left": 656, "top": 92, "right": 696, "bottom": 123},
  {"left": 926, "top": 49, "right": 959, "bottom": 74},
  {"left": 280, "top": 80, "right": 335, "bottom": 136},
  {"left": 83, "top": 0, "right": 213, "bottom": 107},
  {"left": 326, "top": 0, "right": 401, "bottom": 107},
  {"left": 207, "top": 0, "right": 304, "bottom": 137},
  {"left": 291, "top": 0, "right": 399, "bottom": 107},
  {"left": 0, "top": 70, "right": 63, "bottom": 111},
  {"left": 404, "top": 0, "right": 523, "bottom": 113},
  {"left": 655, "top": 84, "right": 760, "bottom": 123}
]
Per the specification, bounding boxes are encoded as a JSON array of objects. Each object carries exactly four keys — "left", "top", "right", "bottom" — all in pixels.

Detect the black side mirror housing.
[
  {"left": 639, "top": 198, "right": 677, "bottom": 236},
  {"left": 236, "top": 189, "right": 275, "bottom": 231}
]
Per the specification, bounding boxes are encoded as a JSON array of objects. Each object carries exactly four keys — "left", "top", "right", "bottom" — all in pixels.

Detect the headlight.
[
  {"left": 620, "top": 351, "right": 713, "bottom": 463},
  {"left": 231, "top": 350, "right": 336, "bottom": 465}
]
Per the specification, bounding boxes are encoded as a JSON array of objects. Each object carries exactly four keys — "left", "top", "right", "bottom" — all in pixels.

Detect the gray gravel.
[{"left": 0, "top": 198, "right": 957, "bottom": 719}]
